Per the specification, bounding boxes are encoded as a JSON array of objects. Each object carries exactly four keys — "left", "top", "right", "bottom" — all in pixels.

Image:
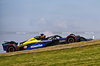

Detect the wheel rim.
[
  {"left": 69, "top": 39, "right": 73, "bottom": 43},
  {"left": 8, "top": 47, "right": 15, "bottom": 52},
  {"left": 68, "top": 38, "right": 74, "bottom": 43}
]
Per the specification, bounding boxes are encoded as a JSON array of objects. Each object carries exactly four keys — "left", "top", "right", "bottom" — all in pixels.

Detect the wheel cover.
[
  {"left": 68, "top": 38, "right": 74, "bottom": 43},
  {"left": 8, "top": 47, "right": 15, "bottom": 52}
]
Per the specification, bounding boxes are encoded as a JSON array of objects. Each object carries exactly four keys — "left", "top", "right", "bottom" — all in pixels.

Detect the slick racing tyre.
[
  {"left": 6, "top": 44, "right": 19, "bottom": 52},
  {"left": 66, "top": 35, "right": 77, "bottom": 44}
]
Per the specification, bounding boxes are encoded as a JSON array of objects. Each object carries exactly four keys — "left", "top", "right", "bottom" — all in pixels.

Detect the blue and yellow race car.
[{"left": 2, "top": 34, "right": 93, "bottom": 52}]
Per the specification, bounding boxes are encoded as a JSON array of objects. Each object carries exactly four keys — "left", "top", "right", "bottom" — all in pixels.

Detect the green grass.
[{"left": 0, "top": 44, "right": 100, "bottom": 66}]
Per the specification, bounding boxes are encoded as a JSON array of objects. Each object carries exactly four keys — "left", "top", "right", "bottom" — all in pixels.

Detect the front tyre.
[{"left": 6, "top": 44, "right": 19, "bottom": 52}]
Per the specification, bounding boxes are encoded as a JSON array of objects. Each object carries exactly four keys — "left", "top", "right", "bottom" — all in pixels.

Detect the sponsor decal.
[
  {"left": 59, "top": 40, "right": 66, "bottom": 42},
  {"left": 31, "top": 44, "right": 43, "bottom": 48},
  {"left": 24, "top": 46, "right": 27, "bottom": 49},
  {"left": 42, "top": 40, "right": 52, "bottom": 42}
]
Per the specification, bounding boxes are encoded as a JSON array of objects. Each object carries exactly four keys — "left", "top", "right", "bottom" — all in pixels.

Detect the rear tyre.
[{"left": 6, "top": 44, "right": 19, "bottom": 52}]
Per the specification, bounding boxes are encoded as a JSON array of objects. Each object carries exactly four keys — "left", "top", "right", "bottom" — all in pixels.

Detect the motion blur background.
[{"left": 0, "top": 0, "right": 100, "bottom": 53}]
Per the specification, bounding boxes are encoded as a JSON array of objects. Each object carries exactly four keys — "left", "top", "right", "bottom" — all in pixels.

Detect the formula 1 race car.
[{"left": 2, "top": 34, "right": 93, "bottom": 52}]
